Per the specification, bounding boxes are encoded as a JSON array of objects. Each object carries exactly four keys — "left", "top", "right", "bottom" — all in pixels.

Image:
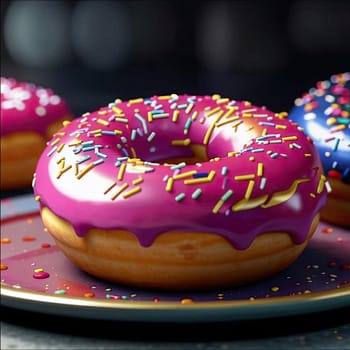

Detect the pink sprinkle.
[{"left": 33, "top": 271, "right": 50, "bottom": 279}]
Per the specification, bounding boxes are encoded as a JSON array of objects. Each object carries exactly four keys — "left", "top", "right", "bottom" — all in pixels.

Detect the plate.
[{"left": 1, "top": 194, "right": 350, "bottom": 323}]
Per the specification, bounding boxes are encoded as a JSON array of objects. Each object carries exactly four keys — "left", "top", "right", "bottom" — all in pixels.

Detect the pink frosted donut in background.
[
  {"left": 1, "top": 77, "right": 73, "bottom": 190},
  {"left": 33, "top": 94, "right": 327, "bottom": 290}
]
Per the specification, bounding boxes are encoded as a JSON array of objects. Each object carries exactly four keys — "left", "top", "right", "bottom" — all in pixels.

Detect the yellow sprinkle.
[
  {"left": 184, "top": 170, "right": 216, "bottom": 185},
  {"left": 212, "top": 199, "right": 224, "bottom": 214},
  {"left": 57, "top": 143, "right": 65, "bottom": 153},
  {"left": 257, "top": 163, "right": 264, "bottom": 177},
  {"left": 158, "top": 95, "right": 171, "bottom": 100},
  {"left": 104, "top": 182, "right": 117, "bottom": 194},
  {"left": 261, "top": 128, "right": 267, "bottom": 136},
  {"left": 242, "top": 113, "right": 252, "bottom": 118},
  {"left": 181, "top": 298, "right": 194, "bottom": 304},
  {"left": 317, "top": 175, "right": 327, "bottom": 194},
  {"left": 249, "top": 156, "right": 255, "bottom": 161},
  {"left": 62, "top": 120, "right": 71, "bottom": 126},
  {"left": 282, "top": 136, "right": 298, "bottom": 141},
  {"left": 278, "top": 112, "right": 288, "bottom": 118},
  {"left": 128, "top": 98, "right": 143, "bottom": 104},
  {"left": 56, "top": 165, "right": 72, "bottom": 179},
  {"left": 327, "top": 117, "right": 337, "bottom": 126},
  {"left": 35, "top": 195, "right": 41, "bottom": 201},
  {"left": 74, "top": 163, "right": 79, "bottom": 175},
  {"left": 117, "top": 162, "right": 127, "bottom": 181},
  {"left": 132, "top": 176, "right": 144, "bottom": 185},
  {"left": 227, "top": 151, "right": 240, "bottom": 157},
  {"left": 244, "top": 180, "right": 255, "bottom": 199},
  {"left": 216, "top": 98, "right": 229, "bottom": 104},
  {"left": 203, "top": 110, "right": 224, "bottom": 144},
  {"left": 113, "top": 129, "right": 123, "bottom": 135},
  {"left": 56, "top": 157, "right": 65, "bottom": 165},
  {"left": 172, "top": 110, "right": 180, "bottom": 122},
  {"left": 304, "top": 153, "right": 312, "bottom": 157},
  {"left": 171, "top": 138, "right": 191, "bottom": 146},
  {"left": 215, "top": 115, "right": 240, "bottom": 127},
  {"left": 147, "top": 111, "right": 153, "bottom": 123},
  {"left": 122, "top": 186, "right": 142, "bottom": 199},
  {"left": 111, "top": 183, "right": 129, "bottom": 200},
  {"left": 112, "top": 106, "right": 124, "bottom": 116},
  {"left": 166, "top": 177, "right": 174, "bottom": 192},
  {"left": 173, "top": 170, "right": 197, "bottom": 180},
  {"left": 271, "top": 286, "right": 280, "bottom": 292},
  {"left": 76, "top": 163, "right": 94, "bottom": 179},
  {"left": 310, "top": 193, "right": 316, "bottom": 198},
  {"left": 212, "top": 94, "right": 221, "bottom": 100},
  {"left": 185, "top": 103, "right": 194, "bottom": 114},
  {"left": 50, "top": 138, "right": 60, "bottom": 146},
  {"left": 90, "top": 129, "right": 102, "bottom": 134},
  {"left": 275, "top": 124, "right": 287, "bottom": 129},
  {"left": 205, "top": 106, "right": 221, "bottom": 117},
  {"left": 232, "top": 120, "right": 243, "bottom": 131},
  {"left": 234, "top": 174, "right": 255, "bottom": 181},
  {"left": 34, "top": 268, "right": 44, "bottom": 273},
  {"left": 191, "top": 111, "right": 198, "bottom": 121},
  {"left": 97, "top": 118, "right": 109, "bottom": 126},
  {"left": 98, "top": 110, "right": 108, "bottom": 115}
]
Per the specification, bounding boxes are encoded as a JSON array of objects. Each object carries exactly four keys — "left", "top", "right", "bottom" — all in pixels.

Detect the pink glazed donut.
[
  {"left": 33, "top": 94, "right": 327, "bottom": 290},
  {"left": 1, "top": 77, "right": 73, "bottom": 190}
]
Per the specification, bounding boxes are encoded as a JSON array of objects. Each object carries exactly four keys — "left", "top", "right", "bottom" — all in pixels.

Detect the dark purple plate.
[{"left": 1, "top": 194, "right": 349, "bottom": 322}]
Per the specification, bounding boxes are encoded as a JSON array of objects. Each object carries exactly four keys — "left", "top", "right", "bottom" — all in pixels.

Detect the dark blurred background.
[{"left": 1, "top": 0, "right": 350, "bottom": 117}]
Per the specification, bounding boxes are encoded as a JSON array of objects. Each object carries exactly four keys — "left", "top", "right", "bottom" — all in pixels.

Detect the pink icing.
[
  {"left": 1, "top": 77, "right": 72, "bottom": 137},
  {"left": 33, "top": 94, "right": 328, "bottom": 250}
]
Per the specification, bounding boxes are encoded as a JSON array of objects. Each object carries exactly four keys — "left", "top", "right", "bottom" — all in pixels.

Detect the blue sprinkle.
[{"left": 193, "top": 172, "right": 209, "bottom": 178}]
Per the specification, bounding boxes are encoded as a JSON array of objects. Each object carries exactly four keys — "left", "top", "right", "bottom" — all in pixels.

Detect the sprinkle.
[
  {"left": 111, "top": 183, "right": 129, "bottom": 200},
  {"left": 170, "top": 162, "right": 187, "bottom": 170},
  {"left": 184, "top": 170, "right": 216, "bottom": 184},
  {"left": 270, "top": 152, "right": 279, "bottom": 159},
  {"left": 259, "top": 177, "right": 267, "bottom": 190},
  {"left": 184, "top": 117, "right": 193, "bottom": 134},
  {"left": 191, "top": 188, "right": 202, "bottom": 199},
  {"left": 234, "top": 174, "right": 255, "bottom": 181},
  {"left": 117, "top": 162, "right": 127, "bottom": 181},
  {"left": 172, "top": 110, "right": 180, "bottom": 123},
  {"left": 122, "top": 186, "right": 142, "bottom": 199},
  {"left": 104, "top": 182, "right": 117, "bottom": 194},
  {"left": 221, "top": 189, "right": 233, "bottom": 201},
  {"left": 135, "top": 113, "right": 148, "bottom": 134},
  {"left": 212, "top": 200, "right": 224, "bottom": 214},
  {"left": 147, "top": 131, "right": 156, "bottom": 142},
  {"left": 97, "top": 118, "right": 109, "bottom": 126},
  {"left": 166, "top": 177, "right": 174, "bottom": 192},
  {"left": 244, "top": 180, "right": 255, "bottom": 199},
  {"left": 221, "top": 166, "right": 228, "bottom": 175},
  {"left": 282, "top": 136, "right": 298, "bottom": 141},
  {"left": 185, "top": 103, "right": 194, "bottom": 114},
  {"left": 171, "top": 138, "right": 191, "bottom": 146},
  {"left": 205, "top": 106, "right": 221, "bottom": 117},
  {"left": 76, "top": 163, "right": 94, "bottom": 179},
  {"left": 173, "top": 170, "right": 197, "bottom": 180},
  {"left": 257, "top": 163, "right": 264, "bottom": 177},
  {"left": 203, "top": 111, "right": 224, "bottom": 144},
  {"left": 175, "top": 193, "right": 186, "bottom": 202},
  {"left": 33, "top": 271, "right": 50, "bottom": 279},
  {"left": 132, "top": 176, "right": 144, "bottom": 185},
  {"left": 215, "top": 115, "right": 240, "bottom": 127},
  {"left": 332, "top": 138, "right": 341, "bottom": 151}
]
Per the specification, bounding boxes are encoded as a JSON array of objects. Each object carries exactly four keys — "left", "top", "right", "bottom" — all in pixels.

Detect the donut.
[
  {"left": 288, "top": 73, "right": 350, "bottom": 227},
  {"left": 0, "top": 77, "right": 73, "bottom": 191},
  {"left": 33, "top": 94, "right": 327, "bottom": 290}
]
